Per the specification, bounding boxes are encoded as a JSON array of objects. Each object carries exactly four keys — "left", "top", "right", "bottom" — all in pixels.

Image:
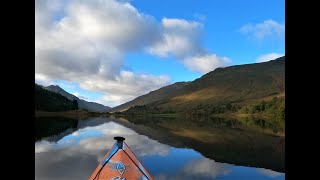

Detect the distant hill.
[
  {"left": 44, "top": 85, "right": 110, "bottom": 112},
  {"left": 109, "top": 82, "right": 190, "bottom": 112},
  {"left": 35, "top": 83, "right": 78, "bottom": 112},
  {"left": 117, "top": 56, "right": 285, "bottom": 113}
]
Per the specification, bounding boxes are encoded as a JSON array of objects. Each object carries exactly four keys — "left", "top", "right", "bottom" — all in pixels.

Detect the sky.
[{"left": 35, "top": 0, "right": 285, "bottom": 107}]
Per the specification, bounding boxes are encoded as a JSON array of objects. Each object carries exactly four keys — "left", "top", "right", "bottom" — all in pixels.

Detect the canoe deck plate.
[{"left": 116, "top": 161, "right": 126, "bottom": 175}]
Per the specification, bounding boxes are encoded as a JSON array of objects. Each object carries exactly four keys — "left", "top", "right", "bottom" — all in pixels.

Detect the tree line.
[
  {"left": 35, "top": 84, "right": 78, "bottom": 112},
  {"left": 115, "top": 96, "right": 285, "bottom": 123},
  {"left": 240, "top": 97, "right": 285, "bottom": 121}
]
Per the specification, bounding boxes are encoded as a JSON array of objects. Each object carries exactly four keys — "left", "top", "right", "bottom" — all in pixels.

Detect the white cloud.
[
  {"left": 240, "top": 19, "right": 285, "bottom": 41},
  {"left": 184, "top": 54, "right": 231, "bottom": 74},
  {"left": 35, "top": 0, "right": 230, "bottom": 107},
  {"left": 148, "top": 18, "right": 230, "bottom": 74},
  {"left": 35, "top": 0, "right": 160, "bottom": 80},
  {"left": 35, "top": 73, "right": 55, "bottom": 86},
  {"left": 70, "top": 92, "right": 89, "bottom": 101},
  {"left": 148, "top": 18, "right": 204, "bottom": 58},
  {"left": 35, "top": 0, "right": 168, "bottom": 107},
  {"left": 78, "top": 71, "right": 170, "bottom": 106},
  {"left": 96, "top": 94, "right": 137, "bottom": 108},
  {"left": 71, "top": 92, "right": 79, "bottom": 97},
  {"left": 255, "top": 53, "right": 284, "bottom": 63},
  {"left": 79, "top": 71, "right": 170, "bottom": 96}
]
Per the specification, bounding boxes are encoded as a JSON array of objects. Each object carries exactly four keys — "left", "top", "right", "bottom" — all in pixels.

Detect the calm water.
[{"left": 35, "top": 116, "right": 285, "bottom": 180}]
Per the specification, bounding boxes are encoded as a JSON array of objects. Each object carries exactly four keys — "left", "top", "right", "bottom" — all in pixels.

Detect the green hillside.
[
  {"left": 109, "top": 82, "right": 190, "bottom": 112},
  {"left": 120, "top": 56, "right": 285, "bottom": 114},
  {"left": 35, "top": 83, "right": 78, "bottom": 112}
]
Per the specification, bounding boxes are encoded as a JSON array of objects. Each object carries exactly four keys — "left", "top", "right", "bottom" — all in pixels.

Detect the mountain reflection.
[{"left": 35, "top": 116, "right": 284, "bottom": 180}]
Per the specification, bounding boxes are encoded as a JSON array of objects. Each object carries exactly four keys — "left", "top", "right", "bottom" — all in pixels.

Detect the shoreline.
[
  {"left": 35, "top": 110, "right": 285, "bottom": 136},
  {"left": 35, "top": 110, "right": 105, "bottom": 119},
  {"left": 209, "top": 112, "right": 274, "bottom": 119}
]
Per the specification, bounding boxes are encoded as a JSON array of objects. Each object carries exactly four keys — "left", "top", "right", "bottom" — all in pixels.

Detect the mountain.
[
  {"left": 35, "top": 83, "right": 78, "bottom": 112},
  {"left": 115, "top": 56, "right": 285, "bottom": 113},
  {"left": 44, "top": 85, "right": 110, "bottom": 112},
  {"left": 44, "top": 85, "right": 75, "bottom": 100},
  {"left": 109, "top": 82, "right": 190, "bottom": 112}
]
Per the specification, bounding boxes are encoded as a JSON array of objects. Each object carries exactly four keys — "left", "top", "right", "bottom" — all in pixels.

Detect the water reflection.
[
  {"left": 35, "top": 116, "right": 78, "bottom": 141},
  {"left": 256, "top": 168, "right": 284, "bottom": 178},
  {"left": 112, "top": 115, "right": 285, "bottom": 172},
  {"left": 35, "top": 116, "right": 284, "bottom": 180}
]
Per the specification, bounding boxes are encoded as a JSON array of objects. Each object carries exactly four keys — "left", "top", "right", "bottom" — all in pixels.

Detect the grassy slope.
[
  {"left": 124, "top": 56, "right": 285, "bottom": 113},
  {"left": 109, "top": 82, "right": 190, "bottom": 112}
]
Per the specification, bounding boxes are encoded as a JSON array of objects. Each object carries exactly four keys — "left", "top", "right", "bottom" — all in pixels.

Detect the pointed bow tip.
[{"left": 114, "top": 136, "right": 125, "bottom": 141}]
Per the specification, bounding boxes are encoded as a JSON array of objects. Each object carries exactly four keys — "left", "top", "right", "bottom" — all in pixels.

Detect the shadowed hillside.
[
  {"left": 35, "top": 83, "right": 78, "bottom": 112},
  {"left": 45, "top": 85, "right": 110, "bottom": 112}
]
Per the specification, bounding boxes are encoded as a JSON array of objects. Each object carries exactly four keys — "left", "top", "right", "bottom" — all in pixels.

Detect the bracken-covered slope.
[
  {"left": 109, "top": 82, "right": 190, "bottom": 112},
  {"left": 118, "top": 56, "right": 285, "bottom": 112}
]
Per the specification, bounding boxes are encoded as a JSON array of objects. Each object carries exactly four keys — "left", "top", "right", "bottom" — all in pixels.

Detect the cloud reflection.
[
  {"left": 183, "top": 158, "right": 231, "bottom": 178},
  {"left": 153, "top": 158, "right": 231, "bottom": 180},
  {"left": 257, "top": 168, "right": 284, "bottom": 178},
  {"left": 35, "top": 121, "right": 171, "bottom": 180},
  {"left": 35, "top": 118, "right": 284, "bottom": 180}
]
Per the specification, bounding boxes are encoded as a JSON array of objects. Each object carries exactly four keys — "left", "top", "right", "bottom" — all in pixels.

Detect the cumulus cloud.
[
  {"left": 35, "top": 0, "right": 229, "bottom": 107},
  {"left": 35, "top": 73, "right": 55, "bottom": 86},
  {"left": 255, "top": 53, "right": 284, "bottom": 63},
  {"left": 96, "top": 94, "right": 136, "bottom": 108},
  {"left": 35, "top": 0, "right": 159, "bottom": 78},
  {"left": 79, "top": 71, "right": 170, "bottom": 96},
  {"left": 35, "top": 0, "right": 169, "bottom": 107},
  {"left": 148, "top": 18, "right": 205, "bottom": 58},
  {"left": 184, "top": 54, "right": 231, "bottom": 74},
  {"left": 148, "top": 18, "right": 230, "bottom": 74},
  {"left": 79, "top": 71, "right": 170, "bottom": 106},
  {"left": 240, "top": 19, "right": 285, "bottom": 41}
]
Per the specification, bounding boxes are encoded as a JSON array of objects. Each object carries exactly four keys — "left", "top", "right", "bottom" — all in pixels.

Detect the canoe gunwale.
[
  {"left": 101, "top": 142, "right": 119, "bottom": 166},
  {"left": 122, "top": 142, "right": 153, "bottom": 180},
  {"left": 91, "top": 142, "right": 119, "bottom": 180}
]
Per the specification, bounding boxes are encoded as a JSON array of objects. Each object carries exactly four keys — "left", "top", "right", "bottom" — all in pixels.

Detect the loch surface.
[{"left": 35, "top": 116, "right": 285, "bottom": 180}]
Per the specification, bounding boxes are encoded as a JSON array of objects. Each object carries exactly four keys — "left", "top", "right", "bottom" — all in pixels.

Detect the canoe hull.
[{"left": 89, "top": 139, "right": 153, "bottom": 180}]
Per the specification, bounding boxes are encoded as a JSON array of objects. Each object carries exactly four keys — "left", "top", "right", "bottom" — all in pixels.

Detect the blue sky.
[
  {"left": 130, "top": 0, "right": 284, "bottom": 65},
  {"left": 35, "top": 0, "right": 285, "bottom": 107}
]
